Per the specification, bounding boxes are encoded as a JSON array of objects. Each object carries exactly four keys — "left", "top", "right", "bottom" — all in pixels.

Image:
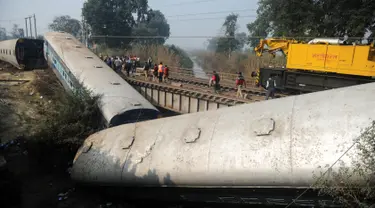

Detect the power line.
[
  {"left": 90, "top": 35, "right": 369, "bottom": 40},
  {"left": 166, "top": 9, "right": 256, "bottom": 18},
  {"left": 168, "top": 14, "right": 256, "bottom": 21},
  {"left": 162, "top": 0, "right": 221, "bottom": 6},
  {"left": 0, "top": 18, "right": 24, "bottom": 22}
]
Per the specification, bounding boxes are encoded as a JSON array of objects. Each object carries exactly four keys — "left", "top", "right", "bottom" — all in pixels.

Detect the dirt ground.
[{"left": 0, "top": 62, "right": 139, "bottom": 208}]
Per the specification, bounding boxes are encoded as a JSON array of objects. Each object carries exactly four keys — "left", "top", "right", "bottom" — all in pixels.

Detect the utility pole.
[
  {"left": 81, "top": 14, "right": 86, "bottom": 45},
  {"left": 28, "top": 16, "right": 33, "bottom": 38},
  {"left": 33, "top": 14, "right": 37, "bottom": 38},
  {"left": 24, "top": 18, "right": 29, "bottom": 37}
]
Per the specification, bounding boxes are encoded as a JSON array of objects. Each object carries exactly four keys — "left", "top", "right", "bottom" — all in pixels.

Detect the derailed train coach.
[
  {"left": 0, "top": 38, "right": 47, "bottom": 69},
  {"left": 43, "top": 32, "right": 160, "bottom": 127},
  {"left": 70, "top": 82, "right": 375, "bottom": 207}
]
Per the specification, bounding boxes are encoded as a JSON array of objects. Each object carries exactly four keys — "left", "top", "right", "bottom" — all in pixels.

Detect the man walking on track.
[
  {"left": 235, "top": 72, "right": 246, "bottom": 98},
  {"left": 209, "top": 71, "right": 220, "bottom": 94},
  {"left": 158, "top": 62, "right": 164, "bottom": 83}
]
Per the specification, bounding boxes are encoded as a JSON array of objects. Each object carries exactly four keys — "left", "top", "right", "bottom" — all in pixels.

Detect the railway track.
[
  {"left": 133, "top": 68, "right": 287, "bottom": 99},
  {"left": 120, "top": 73, "right": 257, "bottom": 106},
  {"left": 168, "top": 75, "right": 286, "bottom": 98}
]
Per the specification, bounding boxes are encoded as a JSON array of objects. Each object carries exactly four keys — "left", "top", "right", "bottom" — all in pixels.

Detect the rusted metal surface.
[
  {"left": 71, "top": 82, "right": 375, "bottom": 188},
  {"left": 124, "top": 76, "right": 255, "bottom": 114}
]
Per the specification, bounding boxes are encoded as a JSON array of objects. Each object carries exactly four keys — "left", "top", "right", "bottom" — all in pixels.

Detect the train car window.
[{"left": 9, "top": 50, "right": 11, "bottom": 55}]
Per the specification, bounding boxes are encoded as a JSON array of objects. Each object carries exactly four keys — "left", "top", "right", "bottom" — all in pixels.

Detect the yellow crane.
[{"left": 252, "top": 37, "right": 375, "bottom": 93}]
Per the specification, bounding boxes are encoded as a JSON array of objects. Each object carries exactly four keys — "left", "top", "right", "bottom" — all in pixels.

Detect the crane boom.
[{"left": 254, "top": 38, "right": 301, "bottom": 57}]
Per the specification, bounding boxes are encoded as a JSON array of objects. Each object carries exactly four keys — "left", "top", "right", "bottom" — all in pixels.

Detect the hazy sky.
[{"left": 0, "top": 0, "right": 258, "bottom": 49}]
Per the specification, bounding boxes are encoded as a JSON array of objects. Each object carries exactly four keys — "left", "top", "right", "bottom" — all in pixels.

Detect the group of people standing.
[
  {"left": 143, "top": 60, "right": 170, "bottom": 83},
  {"left": 100, "top": 54, "right": 140, "bottom": 76}
]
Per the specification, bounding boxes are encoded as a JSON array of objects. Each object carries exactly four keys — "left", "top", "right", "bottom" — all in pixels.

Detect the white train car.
[
  {"left": 43, "top": 32, "right": 160, "bottom": 127},
  {"left": 70, "top": 82, "right": 375, "bottom": 207},
  {"left": 0, "top": 38, "right": 47, "bottom": 69}
]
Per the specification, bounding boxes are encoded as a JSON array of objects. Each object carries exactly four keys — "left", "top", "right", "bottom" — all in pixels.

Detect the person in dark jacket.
[
  {"left": 209, "top": 71, "right": 220, "bottom": 94},
  {"left": 265, "top": 76, "right": 277, "bottom": 100},
  {"left": 143, "top": 61, "right": 150, "bottom": 80}
]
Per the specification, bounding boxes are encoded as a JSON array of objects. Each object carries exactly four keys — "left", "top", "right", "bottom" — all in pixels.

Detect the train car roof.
[
  {"left": 43, "top": 32, "right": 158, "bottom": 122},
  {"left": 71, "top": 82, "right": 375, "bottom": 187}
]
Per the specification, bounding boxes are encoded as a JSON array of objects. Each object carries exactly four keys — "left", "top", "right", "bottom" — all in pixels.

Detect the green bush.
[
  {"left": 314, "top": 121, "right": 375, "bottom": 207},
  {"left": 26, "top": 87, "right": 103, "bottom": 171}
]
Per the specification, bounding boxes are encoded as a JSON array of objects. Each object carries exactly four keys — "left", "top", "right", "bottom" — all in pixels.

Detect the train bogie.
[
  {"left": 43, "top": 32, "right": 160, "bottom": 127},
  {"left": 0, "top": 38, "right": 47, "bottom": 70}
]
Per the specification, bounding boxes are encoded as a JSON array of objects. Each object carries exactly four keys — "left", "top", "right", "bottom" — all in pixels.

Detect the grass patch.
[{"left": 193, "top": 50, "right": 286, "bottom": 76}]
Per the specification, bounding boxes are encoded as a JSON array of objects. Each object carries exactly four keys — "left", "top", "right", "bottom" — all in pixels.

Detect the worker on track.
[
  {"left": 143, "top": 61, "right": 150, "bottom": 80},
  {"left": 265, "top": 75, "right": 277, "bottom": 100},
  {"left": 114, "top": 57, "right": 122, "bottom": 73},
  {"left": 209, "top": 71, "right": 220, "bottom": 94},
  {"left": 163, "top": 65, "right": 169, "bottom": 83},
  {"left": 125, "top": 57, "right": 132, "bottom": 76},
  {"left": 147, "top": 56, "right": 153, "bottom": 67},
  {"left": 236, "top": 72, "right": 246, "bottom": 98},
  {"left": 158, "top": 62, "right": 164, "bottom": 83},
  {"left": 153, "top": 64, "right": 158, "bottom": 82}
]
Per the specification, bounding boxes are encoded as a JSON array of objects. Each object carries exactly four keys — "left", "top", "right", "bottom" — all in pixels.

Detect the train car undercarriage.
[{"left": 258, "top": 68, "right": 375, "bottom": 94}]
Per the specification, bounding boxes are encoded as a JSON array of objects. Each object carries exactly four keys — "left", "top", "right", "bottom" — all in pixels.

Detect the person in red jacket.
[
  {"left": 235, "top": 72, "right": 246, "bottom": 98},
  {"left": 163, "top": 65, "right": 169, "bottom": 82},
  {"left": 153, "top": 64, "right": 158, "bottom": 82}
]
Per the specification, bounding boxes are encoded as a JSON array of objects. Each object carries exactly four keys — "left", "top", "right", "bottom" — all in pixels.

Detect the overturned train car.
[
  {"left": 43, "top": 32, "right": 160, "bottom": 127},
  {"left": 70, "top": 82, "right": 375, "bottom": 207},
  {"left": 0, "top": 38, "right": 47, "bottom": 70}
]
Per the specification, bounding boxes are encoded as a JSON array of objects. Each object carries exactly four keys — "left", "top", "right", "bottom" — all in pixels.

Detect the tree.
[
  {"left": 206, "top": 37, "right": 219, "bottom": 51},
  {"left": 11, "top": 24, "right": 24, "bottom": 38},
  {"left": 48, "top": 15, "right": 82, "bottom": 37},
  {"left": 82, "top": 0, "right": 150, "bottom": 48},
  {"left": 0, "top": 27, "right": 7, "bottom": 41},
  {"left": 216, "top": 14, "right": 240, "bottom": 58},
  {"left": 235, "top": 32, "right": 247, "bottom": 51},
  {"left": 132, "top": 10, "right": 170, "bottom": 45},
  {"left": 247, "top": 0, "right": 375, "bottom": 47}
]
